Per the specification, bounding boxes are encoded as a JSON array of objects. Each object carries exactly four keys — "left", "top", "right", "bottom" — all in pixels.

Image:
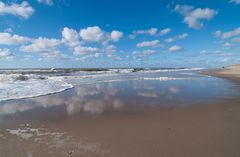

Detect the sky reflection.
[{"left": 0, "top": 74, "right": 239, "bottom": 120}]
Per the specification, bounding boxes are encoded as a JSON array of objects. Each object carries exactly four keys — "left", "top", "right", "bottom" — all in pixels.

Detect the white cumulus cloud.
[
  {"left": 136, "top": 40, "right": 160, "bottom": 48},
  {"left": 74, "top": 46, "right": 99, "bottom": 56},
  {"left": 221, "top": 27, "right": 240, "bottom": 39},
  {"left": 178, "top": 33, "right": 188, "bottom": 39},
  {"left": 129, "top": 27, "right": 171, "bottom": 39},
  {"left": 20, "top": 37, "right": 67, "bottom": 60},
  {"left": 168, "top": 45, "right": 183, "bottom": 52},
  {"left": 165, "top": 33, "right": 188, "bottom": 43},
  {"left": 79, "top": 26, "right": 105, "bottom": 42},
  {"left": 175, "top": 4, "right": 217, "bottom": 29},
  {"left": 129, "top": 27, "right": 158, "bottom": 39},
  {"left": 0, "top": 32, "right": 30, "bottom": 45},
  {"left": 165, "top": 38, "right": 175, "bottom": 43},
  {"left": 160, "top": 28, "right": 171, "bottom": 35},
  {"left": 0, "top": 1, "right": 34, "bottom": 19},
  {"left": 110, "top": 31, "right": 123, "bottom": 42},
  {"left": 79, "top": 26, "right": 123, "bottom": 44},
  {"left": 62, "top": 27, "right": 80, "bottom": 47}
]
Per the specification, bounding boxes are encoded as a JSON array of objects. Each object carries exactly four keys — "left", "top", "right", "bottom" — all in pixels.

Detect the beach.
[
  {"left": 203, "top": 64, "right": 240, "bottom": 84},
  {"left": 0, "top": 67, "right": 240, "bottom": 157},
  {"left": 0, "top": 0, "right": 239, "bottom": 156}
]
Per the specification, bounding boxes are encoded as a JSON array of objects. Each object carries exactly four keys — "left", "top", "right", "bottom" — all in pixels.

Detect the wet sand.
[
  {"left": 1, "top": 99, "right": 240, "bottom": 157},
  {"left": 1, "top": 67, "right": 240, "bottom": 157}
]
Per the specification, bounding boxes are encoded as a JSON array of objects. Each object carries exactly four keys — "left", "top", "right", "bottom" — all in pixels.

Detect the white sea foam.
[
  {"left": 142, "top": 77, "right": 192, "bottom": 81},
  {"left": 141, "top": 68, "right": 204, "bottom": 73},
  {"left": 0, "top": 68, "right": 201, "bottom": 101},
  {"left": 0, "top": 75, "right": 73, "bottom": 101}
]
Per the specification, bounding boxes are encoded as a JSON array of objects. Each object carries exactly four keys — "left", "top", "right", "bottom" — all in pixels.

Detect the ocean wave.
[
  {"left": 0, "top": 68, "right": 202, "bottom": 101},
  {"left": 0, "top": 74, "right": 47, "bottom": 82},
  {"left": 0, "top": 77, "right": 73, "bottom": 102}
]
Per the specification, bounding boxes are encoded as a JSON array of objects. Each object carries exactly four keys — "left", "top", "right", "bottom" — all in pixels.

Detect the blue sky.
[{"left": 0, "top": 0, "right": 240, "bottom": 68}]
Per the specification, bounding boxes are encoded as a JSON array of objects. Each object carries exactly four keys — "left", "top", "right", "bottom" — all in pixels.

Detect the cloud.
[
  {"left": 160, "top": 28, "right": 171, "bottom": 35},
  {"left": 0, "top": 32, "right": 70, "bottom": 60},
  {"left": 142, "top": 49, "right": 157, "bottom": 55},
  {"left": 0, "top": 48, "right": 14, "bottom": 60},
  {"left": 104, "top": 45, "right": 117, "bottom": 57},
  {"left": 0, "top": 26, "right": 123, "bottom": 61},
  {"left": 79, "top": 26, "right": 123, "bottom": 44},
  {"left": 134, "top": 28, "right": 158, "bottom": 36},
  {"left": 133, "top": 49, "right": 157, "bottom": 59},
  {"left": 221, "top": 27, "right": 240, "bottom": 39},
  {"left": 37, "top": 0, "right": 54, "bottom": 6},
  {"left": 79, "top": 26, "right": 105, "bottom": 42},
  {"left": 0, "top": 1, "right": 34, "bottom": 19},
  {"left": 178, "top": 33, "right": 188, "bottom": 39},
  {"left": 0, "top": 32, "right": 30, "bottom": 45},
  {"left": 110, "top": 31, "right": 123, "bottom": 42},
  {"left": 94, "top": 53, "right": 101, "bottom": 58},
  {"left": 20, "top": 37, "right": 67, "bottom": 59},
  {"left": 168, "top": 45, "right": 183, "bottom": 52},
  {"left": 164, "top": 33, "right": 188, "bottom": 43},
  {"left": 129, "top": 27, "right": 171, "bottom": 39},
  {"left": 174, "top": 4, "right": 217, "bottom": 29},
  {"left": 213, "top": 30, "right": 222, "bottom": 38},
  {"left": 62, "top": 27, "right": 80, "bottom": 47},
  {"left": 223, "top": 42, "right": 233, "bottom": 48},
  {"left": 129, "top": 27, "right": 158, "bottom": 39},
  {"left": 165, "top": 38, "right": 175, "bottom": 43},
  {"left": 73, "top": 26, "right": 122, "bottom": 57},
  {"left": 232, "top": 37, "right": 240, "bottom": 43},
  {"left": 230, "top": 0, "right": 240, "bottom": 4},
  {"left": 136, "top": 40, "right": 161, "bottom": 48},
  {"left": 20, "top": 37, "right": 62, "bottom": 53},
  {"left": 74, "top": 46, "right": 99, "bottom": 56}
]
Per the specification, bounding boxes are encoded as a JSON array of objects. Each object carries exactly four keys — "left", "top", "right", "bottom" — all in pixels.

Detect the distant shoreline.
[{"left": 202, "top": 64, "right": 240, "bottom": 84}]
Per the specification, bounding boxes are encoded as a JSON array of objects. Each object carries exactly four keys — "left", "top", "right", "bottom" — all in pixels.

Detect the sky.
[{"left": 0, "top": 0, "right": 240, "bottom": 68}]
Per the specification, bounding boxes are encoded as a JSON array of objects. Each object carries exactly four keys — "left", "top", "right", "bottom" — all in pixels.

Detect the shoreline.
[
  {"left": 202, "top": 65, "right": 240, "bottom": 84},
  {"left": 1, "top": 66, "right": 240, "bottom": 157}
]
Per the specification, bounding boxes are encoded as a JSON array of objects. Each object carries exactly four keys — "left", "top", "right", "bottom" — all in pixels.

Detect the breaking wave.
[
  {"left": 0, "top": 68, "right": 202, "bottom": 101},
  {"left": 0, "top": 74, "right": 73, "bottom": 101}
]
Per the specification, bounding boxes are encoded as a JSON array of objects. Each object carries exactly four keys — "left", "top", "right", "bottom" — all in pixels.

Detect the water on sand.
[{"left": 0, "top": 68, "right": 240, "bottom": 157}]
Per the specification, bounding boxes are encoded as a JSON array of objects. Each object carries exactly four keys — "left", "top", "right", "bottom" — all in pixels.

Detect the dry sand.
[{"left": 204, "top": 64, "right": 240, "bottom": 83}]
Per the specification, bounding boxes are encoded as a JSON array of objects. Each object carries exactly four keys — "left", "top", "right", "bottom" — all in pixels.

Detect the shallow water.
[
  {"left": 0, "top": 68, "right": 203, "bottom": 101},
  {"left": 0, "top": 70, "right": 239, "bottom": 119}
]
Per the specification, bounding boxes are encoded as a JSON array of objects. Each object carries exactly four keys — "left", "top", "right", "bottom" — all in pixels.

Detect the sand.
[
  {"left": 203, "top": 64, "right": 240, "bottom": 84},
  {"left": 0, "top": 65, "right": 240, "bottom": 157}
]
